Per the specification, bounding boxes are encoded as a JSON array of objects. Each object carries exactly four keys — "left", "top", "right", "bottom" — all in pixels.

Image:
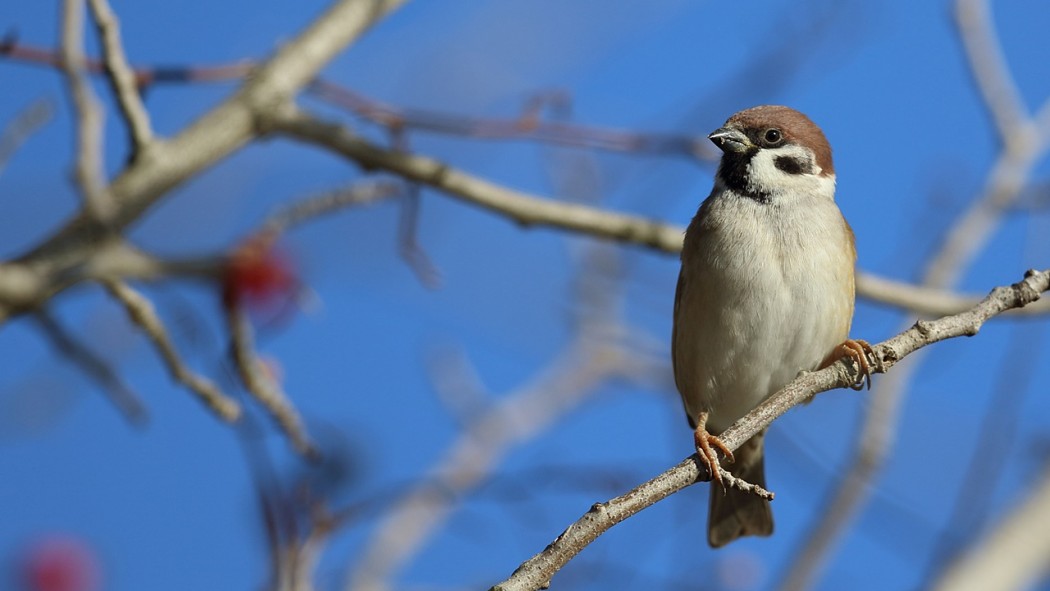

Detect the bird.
[{"left": 671, "top": 105, "right": 872, "bottom": 547}]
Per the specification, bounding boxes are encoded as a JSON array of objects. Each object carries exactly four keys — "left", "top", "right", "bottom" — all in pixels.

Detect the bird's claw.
[
  {"left": 693, "top": 411, "right": 733, "bottom": 489},
  {"left": 837, "top": 338, "right": 877, "bottom": 390}
]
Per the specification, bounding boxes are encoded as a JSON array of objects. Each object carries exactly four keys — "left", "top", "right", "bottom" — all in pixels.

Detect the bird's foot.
[
  {"left": 834, "top": 338, "right": 878, "bottom": 390},
  {"left": 693, "top": 411, "right": 734, "bottom": 489}
]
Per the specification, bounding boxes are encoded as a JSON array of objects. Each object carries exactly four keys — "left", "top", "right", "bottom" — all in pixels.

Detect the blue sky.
[{"left": 1, "top": 1, "right": 1049, "bottom": 590}]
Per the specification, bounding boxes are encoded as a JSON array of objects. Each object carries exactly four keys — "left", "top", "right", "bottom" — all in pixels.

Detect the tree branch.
[
  {"left": 0, "top": 98, "right": 53, "bottom": 178},
  {"left": 490, "top": 269, "right": 1050, "bottom": 591},
  {"left": 954, "top": 0, "right": 1027, "bottom": 142},
  {"left": 59, "top": 0, "right": 113, "bottom": 221},
  {"left": 931, "top": 463, "right": 1050, "bottom": 591},
  {"left": 33, "top": 309, "right": 148, "bottom": 423},
  {"left": 11, "top": 0, "right": 407, "bottom": 289},
  {"left": 102, "top": 279, "right": 240, "bottom": 421},
  {"left": 227, "top": 302, "right": 316, "bottom": 457},
  {"left": 87, "top": 0, "right": 154, "bottom": 156},
  {"left": 269, "top": 104, "right": 1050, "bottom": 318}
]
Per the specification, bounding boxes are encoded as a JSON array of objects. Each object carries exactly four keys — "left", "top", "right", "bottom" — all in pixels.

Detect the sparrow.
[{"left": 672, "top": 105, "right": 872, "bottom": 547}]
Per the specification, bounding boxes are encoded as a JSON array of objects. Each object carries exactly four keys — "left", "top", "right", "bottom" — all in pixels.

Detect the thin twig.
[
  {"left": 262, "top": 179, "right": 404, "bottom": 235},
  {"left": 14, "top": 0, "right": 408, "bottom": 265},
  {"left": 0, "top": 98, "right": 54, "bottom": 179},
  {"left": 87, "top": 0, "right": 154, "bottom": 156},
  {"left": 396, "top": 185, "right": 442, "bottom": 288},
  {"left": 59, "top": 0, "right": 113, "bottom": 221},
  {"left": 491, "top": 269, "right": 1050, "bottom": 591},
  {"left": 954, "top": 0, "right": 1027, "bottom": 141},
  {"left": 102, "top": 278, "right": 240, "bottom": 421},
  {"left": 226, "top": 302, "right": 316, "bottom": 457},
  {"left": 33, "top": 310, "right": 148, "bottom": 423}
]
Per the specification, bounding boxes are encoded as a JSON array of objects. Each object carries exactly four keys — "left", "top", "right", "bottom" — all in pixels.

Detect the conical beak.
[{"left": 708, "top": 127, "right": 751, "bottom": 153}]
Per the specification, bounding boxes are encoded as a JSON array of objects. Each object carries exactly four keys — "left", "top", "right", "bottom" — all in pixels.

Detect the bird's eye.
[{"left": 764, "top": 129, "right": 782, "bottom": 144}]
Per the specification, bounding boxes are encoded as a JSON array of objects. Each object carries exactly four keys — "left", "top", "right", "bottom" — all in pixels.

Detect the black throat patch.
[{"left": 716, "top": 152, "right": 771, "bottom": 204}]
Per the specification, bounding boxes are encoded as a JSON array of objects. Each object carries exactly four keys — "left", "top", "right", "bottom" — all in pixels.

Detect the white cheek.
[{"left": 747, "top": 146, "right": 836, "bottom": 200}]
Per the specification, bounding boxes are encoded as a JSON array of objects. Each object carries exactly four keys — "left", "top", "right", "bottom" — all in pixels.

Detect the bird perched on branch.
[{"left": 672, "top": 105, "right": 872, "bottom": 547}]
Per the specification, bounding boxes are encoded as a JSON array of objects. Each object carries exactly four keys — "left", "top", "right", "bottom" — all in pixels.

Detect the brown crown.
[{"left": 725, "top": 105, "right": 834, "bottom": 176}]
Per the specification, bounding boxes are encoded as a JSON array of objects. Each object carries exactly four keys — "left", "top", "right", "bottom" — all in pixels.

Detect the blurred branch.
[
  {"left": 781, "top": 4, "right": 1050, "bottom": 586},
  {"left": 262, "top": 179, "right": 404, "bottom": 236},
  {"left": 346, "top": 232, "right": 668, "bottom": 591},
  {"left": 8, "top": 0, "right": 407, "bottom": 283},
  {"left": 87, "top": 0, "right": 154, "bottom": 156},
  {"left": 924, "top": 0, "right": 1050, "bottom": 289},
  {"left": 346, "top": 334, "right": 660, "bottom": 591},
  {"left": 309, "top": 81, "right": 714, "bottom": 161},
  {"left": 226, "top": 302, "right": 316, "bottom": 457},
  {"left": 0, "top": 41, "right": 716, "bottom": 161},
  {"left": 101, "top": 278, "right": 240, "bottom": 421},
  {"left": 931, "top": 463, "right": 1050, "bottom": 591},
  {"left": 491, "top": 269, "right": 1049, "bottom": 591},
  {"left": 32, "top": 309, "right": 147, "bottom": 423},
  {"left": 919, "top": 322, "right": 1044, "bottom": 586},
  {"left": 270, "top": 104, "right": 1050, "bottom": 318},
  {"left": 59, "top": 0, "right": 113, "bottom": 221},
  {"left": 268, "top": 104, "right": 685, "bottom": 252},
  {"left": 955, "top": 0, "right": 1027, "bottom": 142},
  {"left": 0, "top": 0, "right": 406, "bottom": 340},
  {"left": 0, "top": 98, "right": 53, "bottom": 178}
]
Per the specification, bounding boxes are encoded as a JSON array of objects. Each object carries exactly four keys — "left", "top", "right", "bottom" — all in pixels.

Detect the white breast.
[{"left": 673, "top": 181, "right": 853, "bottom": 432}]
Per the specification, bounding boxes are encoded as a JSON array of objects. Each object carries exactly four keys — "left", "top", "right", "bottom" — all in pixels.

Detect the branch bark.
[{"left": 490, "top": 269, "right": 1049, "bottom": 591}]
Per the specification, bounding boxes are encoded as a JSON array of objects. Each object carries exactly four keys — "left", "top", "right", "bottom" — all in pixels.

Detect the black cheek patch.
[{"left": 774, "top": 156, "right": 807, "bottom": 175}]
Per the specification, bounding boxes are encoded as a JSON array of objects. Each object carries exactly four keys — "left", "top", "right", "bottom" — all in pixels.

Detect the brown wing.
[{"left": 671, "top": 268, "right": 697, "bottom": 427}]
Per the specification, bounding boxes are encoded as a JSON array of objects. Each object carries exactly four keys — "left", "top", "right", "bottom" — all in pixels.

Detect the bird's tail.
[{"left": 707, "top": 430, "right": 774, "bottom": 547}]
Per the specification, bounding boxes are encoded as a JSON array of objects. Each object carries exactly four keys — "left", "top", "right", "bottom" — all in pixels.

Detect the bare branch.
[
  {"left": 262, "top": 179, "right": 404, "bottom": 236},
  {"left": 271, "top": 105, "right": 1050, "bottom": 318},
  {"left": 33, "top": 310, "right": 147, "bottom": 423},
  {"left": 491, "top": 269, "right": 1050, "bottom": 591},
  {"left": 0, "top": 0, "right": 407, "bottom": 333},
  {"left": 923, "top": 0, "right": 1050, "bottom": 289},
  {"left": 226, "top": 303, "right": 315, "bottom": 457},
  {"left": 918, "top": 323, "right": 1043, "bottom": 587},
  {"left": 87, "top": 0, "right": 154, "bottom": 156},
  {"left": 346, "top": 234, "right": 667, "bottom": 591},
  {"left": 783, "top": 8, "right": 1050, "bottom": 586},
  {"left": 0, "top": 98, "right": 54, "bottom": 179},
  {"left": 396, "top": 187, "right": 442, "bottom": 288},
  {"left": 855, "top": 272, "right": 1049, "bottom": 316},
  {"left": 0, "top": 41, "right": 715, "bottom": 162},
  {"left": 269, "top": 105, "right": 683, "bottom": 253},
  {"left": 59, "top": 0, "right": 113, "bottom": 221},
  {"left": 101, "top": 279, "right": 240, "bottom": 421},
  {"left": 308, "top": 80, "right": 714, "bottom": 161},
  {"left": 931, "top": 464, "right": 1050, "bottom": 591},
  {"left": 954, "top": 0, "right": 1028, "bottom": 141},
  {"left": 346, "top": 337, "right": 641, "bottom": 591},
  {"left": 17, "top": 0, "right": 407, "bottom": 268}
]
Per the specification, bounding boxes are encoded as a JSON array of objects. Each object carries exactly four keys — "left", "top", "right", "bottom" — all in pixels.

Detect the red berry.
[
  {"left": 21, "top": 535, "right": 100, "bottom": 591},
  {"left": 222, "top": 235, "right": 300, "bottom": 316}
]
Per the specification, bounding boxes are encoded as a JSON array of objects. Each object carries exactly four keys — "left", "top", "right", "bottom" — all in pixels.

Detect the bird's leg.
[
  {"left": 693, "top": 411, "right": 734, "bottom": 488},
  {"left": 831, "top": 338, "right": 877, "bottom": 390}
]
